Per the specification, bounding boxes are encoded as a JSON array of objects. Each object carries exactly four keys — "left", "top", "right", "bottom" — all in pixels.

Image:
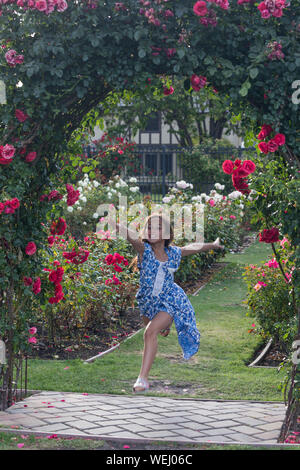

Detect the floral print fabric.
[{"left": 136, "top": 242, "right": 200, "bottom": 360}]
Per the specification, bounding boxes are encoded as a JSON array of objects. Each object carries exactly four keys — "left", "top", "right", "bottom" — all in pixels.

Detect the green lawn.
[{"left": 27, "top": 239, "right": 284, "bottom": 402}]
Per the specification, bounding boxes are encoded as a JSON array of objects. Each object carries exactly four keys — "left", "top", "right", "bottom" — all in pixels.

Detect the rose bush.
[{"left": 243, "top": 239, "right": 297, "bottom": 351}]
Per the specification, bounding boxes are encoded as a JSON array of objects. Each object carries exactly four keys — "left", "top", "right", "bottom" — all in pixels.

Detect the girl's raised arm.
[
  {"left": 116, "top": 221, "right": 145, "bottom": 256},
  {"left": 180, "top": 237, "right": 224, "bottom": 257}
]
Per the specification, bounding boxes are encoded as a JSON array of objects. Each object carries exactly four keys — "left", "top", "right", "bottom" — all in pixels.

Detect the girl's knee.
[{"left": 144, "top": 323, "right": 158, "bottom": 340}]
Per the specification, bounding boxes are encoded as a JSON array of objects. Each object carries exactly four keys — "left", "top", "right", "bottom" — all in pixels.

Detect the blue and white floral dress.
[{"left": 136, "top": 241, "right": 200, "bottom": 360}]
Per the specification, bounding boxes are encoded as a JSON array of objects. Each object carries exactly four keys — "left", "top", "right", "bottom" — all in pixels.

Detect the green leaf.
[{"left": 249, "top": 68, "right": 259, "bottom": 79}]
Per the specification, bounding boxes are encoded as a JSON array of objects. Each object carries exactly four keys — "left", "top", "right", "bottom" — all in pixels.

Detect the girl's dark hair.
[{"left": 129, "top": 213, "right": 174, "bottom": 271}]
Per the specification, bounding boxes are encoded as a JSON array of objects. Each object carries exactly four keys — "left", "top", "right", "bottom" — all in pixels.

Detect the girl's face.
[{"left": 145, "top": 216, "right": 169, "bottom": 243}]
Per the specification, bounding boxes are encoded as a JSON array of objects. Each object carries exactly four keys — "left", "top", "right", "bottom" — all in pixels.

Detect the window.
[{"left": 143, "top": 111, "right": 160, "bottom": 132}]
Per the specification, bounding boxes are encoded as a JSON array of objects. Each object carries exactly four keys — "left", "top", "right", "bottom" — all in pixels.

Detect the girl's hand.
[{"left": 213, "top": 237, "right": 225, "bottom": 250}]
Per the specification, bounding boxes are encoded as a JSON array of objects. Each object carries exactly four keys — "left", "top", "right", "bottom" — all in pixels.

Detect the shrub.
[{"left": 243, "top": 239, "right": 297, "bottom": 351}]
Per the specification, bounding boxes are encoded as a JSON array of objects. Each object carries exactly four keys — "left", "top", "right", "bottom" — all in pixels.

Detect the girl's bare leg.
[{"left": 135, "top": 311, "right": 173, "bottom": 390}]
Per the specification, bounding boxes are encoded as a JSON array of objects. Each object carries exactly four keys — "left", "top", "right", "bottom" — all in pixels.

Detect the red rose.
[
  {"left": 32, "top": 277, "right": 41, "bottom": 295},
  {"left": 190, "top": 74, "right": 207, "bottom": 91},
  {"left": 105, "top": 254, "right": 114, "bottom": 265},
  {"left": 25, "top": 241, "right": 37, "bottom": 255},
  {"left": 233, "top": 167, "right": 249, "bottom": 178},
  {"left": 232, "top": 174, "right": 250, "bottom": 194},
  {"left": 48, "top": 236, "right": 55, "bottom": 246},
  {"left": 193, "top": 0, "right": 208, "bottom": 16},
  {"left": 267, "top": 139, "right": 279, "bottom": 152},
  {"left": 273, "top": 133, "right": 285, "bottom": 146},
  {"left": 0, "top": 202, "right": 5, "bottom": 214},
  {"left": 25, "top": 151, "right": 37, "bottom": 162},
  {"left": 23, "top": 276, "right": 33, "bottom": 286},
  {"left": 241, "top": 160, "right": 256, "bottom": 175},
  {"left": 50, "top": 217, "right": 67, "bottom": 235},
  {"left": 114, "top": 264, "right": 123, "bottom": 273},
  {"left": 222, "top": 160, "right": 235, "bottom": 175},
  {"left": 49, "top": 267, "right": 64, "bottom": 284},
  {"left": 259, "top": 228, "right": 280, "bottom": 243},
  {"left": 257, "top": 124, "right": 273, "bottom": 140},
  {"left": 258, "top": 142, "right": 269, "bottom": 154}
]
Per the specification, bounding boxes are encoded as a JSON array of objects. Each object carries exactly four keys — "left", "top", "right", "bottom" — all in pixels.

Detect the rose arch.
[{"left": 0, "top": 0, "right": 299, "bottom": 440}]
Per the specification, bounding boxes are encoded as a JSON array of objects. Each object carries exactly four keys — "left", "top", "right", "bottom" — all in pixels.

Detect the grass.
[
  {"left": 1, "top": 431, "right": 300, "bottom": 451},
  {"left": 26, "top": 238, "right": 285, "bottom": 402}
]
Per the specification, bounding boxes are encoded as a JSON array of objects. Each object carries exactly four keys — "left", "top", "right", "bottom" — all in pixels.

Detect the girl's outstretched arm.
[
  {"left": 115, "top": 220, "right": 145, "bottom": 256},
  {"left": 180, "top": 237, "right": 224, "bottom": 257}
]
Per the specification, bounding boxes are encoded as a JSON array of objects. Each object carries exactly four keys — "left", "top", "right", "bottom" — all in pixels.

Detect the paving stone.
[
  {"left": 65, "top": 420, "right": 101, "bottom": 430},
  {"left": 83, "top": 425, "right": 122, "bottom": 435},
  {"left": 138, "top": 430, "right": 180, "bottom": 438},
  {"left": 229, "top": 425, "right": 262, "bottom": 436}
]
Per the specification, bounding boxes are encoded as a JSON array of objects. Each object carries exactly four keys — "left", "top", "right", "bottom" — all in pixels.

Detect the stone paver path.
[{"left": 0, "top": 391, "right": 286, "bottom": 445}]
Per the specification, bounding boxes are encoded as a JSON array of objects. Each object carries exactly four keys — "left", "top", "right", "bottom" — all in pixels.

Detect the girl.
[{"left": 117, "top": 212, "right": 224, "bottom": 392}]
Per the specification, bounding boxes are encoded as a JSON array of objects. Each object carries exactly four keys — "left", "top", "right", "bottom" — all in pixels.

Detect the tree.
[
  {"left": 0, "top": 0, "right": 299, "bottom": 438},
  {"left": 95, "top": 78, "right": 240, "bottom": 146}
]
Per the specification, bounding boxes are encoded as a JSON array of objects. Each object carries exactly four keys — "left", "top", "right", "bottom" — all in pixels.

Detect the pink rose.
[
  {"left": 35, "top": 0, "right": 47, "bottom": 11},
  {"left": 193, "top": 0, "right": 208, "bottom": 16},
  {"left": 29, "top": 327, "right": 37, "bottom": 335},
  {"left": 56, "top": 0, "right": 68, "bottom": 12},
  {"left": 2, "top": 144, "right": 16, "bottom": 160},
  {"left": 261, "top": 9, "right": 271, "bottom": 18},
  {"left": 15, "top": 109, "right": 29, "bottom": 122},
  {"left": 25, "top": 241, "right": 37, "bottom": 255},
  {"left": 28, "top": 337, "right": 37, "bottom": 344},
  {"left": 163, "top": 86, "right": 174, "bottom": 95}
]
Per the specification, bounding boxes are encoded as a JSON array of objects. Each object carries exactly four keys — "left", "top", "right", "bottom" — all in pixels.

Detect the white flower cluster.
[
  {"left": 104, "top": 175, "right": 141, "bottom": 200},
  {"left": 65, "top": 175, "right": 100, "bottom": 214},
  {"left": 175, "top": 180, "right": 193, "bottom": 190}
]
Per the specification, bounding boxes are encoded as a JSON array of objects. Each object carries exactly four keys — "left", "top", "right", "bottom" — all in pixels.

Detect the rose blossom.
[
  {"left": 258, "top": 142, "right": 269, "bottom": 154},
  {"left": 222, "top": 160, "right": 235, "bottom": 175},
  {"left": 259, "top": 227, "right": 280, "bottom": 243},
  {"left": 25, "top": 241, "right": 37, "bottom": 255},
  {"left": 15, "top": 109, "right": 29, "bottom": 122},
  {"left": 267, "top": 139, "right": 279, "bottom": 152},
  {"left": 2, "top": 144, "right": 16, "bottom": 160},
  {"left": 25, "top": 151, "right": 37, "bottom": 162},
  {"left": 193, "top": 0, "right": 208, "bottom": 16},
  {"left": 32, "top": 277, "right": 41, "bottom": 294},
  {"left": 273, "top": 133, "right": 285, "bottom": 146}
]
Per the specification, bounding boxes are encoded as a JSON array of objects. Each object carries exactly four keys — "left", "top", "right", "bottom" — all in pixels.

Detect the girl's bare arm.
[
  {"left": 116, "top": 221, "right": 145, "bottom": 256},
  {"left": 180, "top": 237, "right": 224, "bottom": 257}
]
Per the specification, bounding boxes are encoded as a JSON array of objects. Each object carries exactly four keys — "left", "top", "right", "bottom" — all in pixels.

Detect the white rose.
[
  {"left": 176, "top": 180, "right": 188, "bottom": 189},
  {"left": 162, "top": 197, "right": 171, "bottom": 203},
  {"left": 80, "top": 196, "right": 87, "bottom": 203},
  {"left": 93, "top": 181, "right": 99, "bottom": 187},
  {"left": 115, "top": 183, "right": 120, "bottom": 188},
  {"left": 67, "top": 206, "right": 73, "bottom": 212},
  {"left": 129, "top": 177, "right": 137, "bottom": 183},
  {"left": 93, "top": 212, "right": 99, "bottom": 219}
]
